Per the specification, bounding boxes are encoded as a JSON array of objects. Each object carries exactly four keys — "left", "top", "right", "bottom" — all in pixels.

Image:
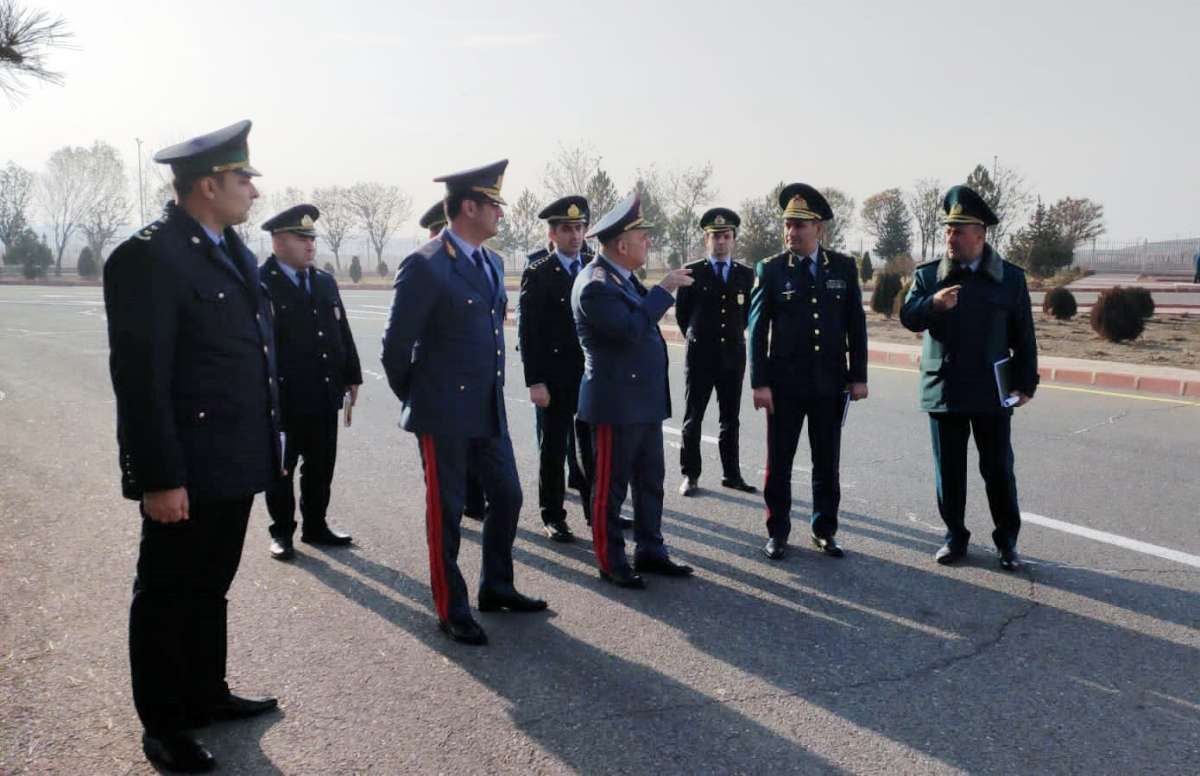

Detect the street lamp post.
[{"left": 135, "top": 138, "right": 146, "bottom": 225}]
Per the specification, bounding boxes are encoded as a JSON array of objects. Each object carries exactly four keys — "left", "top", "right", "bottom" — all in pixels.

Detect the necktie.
[
  {"left": 299, "top": 268, "right": 310, "bottom": 296},
  {"left": 472, "top": 249, "right": 494, "bottom": 292},
  {"left": 569, "top": 259, "right": 580, "bottom": 277},
  {"left": 630, "top": 274, "right": 648, "bottom": 297},
  {"left": 218, "top": 238, "right": 251, "bottom": 286},
  {"left": 718, "top": 262, "right": 728, "bottom": 283}
]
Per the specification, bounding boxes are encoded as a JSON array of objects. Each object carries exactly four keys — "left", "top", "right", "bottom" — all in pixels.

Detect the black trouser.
[
  {"left": 535, "top": 407, "right": 587, "bottom": 489},
  {"left": 928, "top": 411, "right": 1021, "bottom": 552},
  {"left": 589, "top": 422, "right": 667, "bottom": 573},
  {"left": 536, "top": 400, "right": 592, "bottom": 524},
  {"left": 266, "top": 410, "right": 338, "bottom": 538},
  {"left": 763, "top": 394, "right": 843, "bottom": 543},
  {"left": 416, "top": 433, "right": 522, "bottom": 624},
  {"left": 680, "top": 361, "right": 746, "bottom": 481},
  {"left": 130, "top": 496, "right": 252, "bottom": 735},
  {"left": 464, "top": 469, "right": 486, "bottom": 517}
]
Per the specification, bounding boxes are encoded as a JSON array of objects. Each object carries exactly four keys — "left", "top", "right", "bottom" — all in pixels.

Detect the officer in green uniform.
[
  {"left": 748, "top": 183, "right": 868, "bottom": 562},
  {"left": 900, "top": 185, "right": 1038, "bottom": 571}
]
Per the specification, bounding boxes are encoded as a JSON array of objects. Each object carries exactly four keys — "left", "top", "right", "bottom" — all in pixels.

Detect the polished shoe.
[
  {"left": 935, "top": 543, "right": 967, "bottom": 565},
  {"left": 678, "top": 477, "right": 699, "bottom": 497},
  {"left": 999, "top": 548, "right": 1021, "bottom": 572},
  {"left": 268, "top": 537, "right": 294, "bottom": 561},
  {"left": 543, "top": 519, "right": 575, "bottom": 543},
  {"left": 600, "top": 566, "right": 646, "bottom": 589},
  {"left": 206, "top": 693, "right": 278, "bottom": 722},
  {"left": 300, "top": 526, "right": 352, "bottom": 546},
  {"left": 618, "top": 516, "right": 635, "bottom": 531},
  {"left": 763, "top": 538, "right": 786, "bottom": 561},
  {"left": 634, "top": 555, "right": 694, "bottom": 577},
  {"left": 439, "top": 618, "right": 488, "bottom": 645},
  {"left": 142, "top": 731, "right": 215, "bottom": 773},
  {"left": 478, "top": 589, "right": 548, "bottom": 613},
  {"left": 721, "top": 477, "right": 758, "bottom": 493},
  {"left": 811, "top": 535, "right": 845, "bottom": 558}
]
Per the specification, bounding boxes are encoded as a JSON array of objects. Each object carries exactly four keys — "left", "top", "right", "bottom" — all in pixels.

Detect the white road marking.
[
  {"left": 1022, "top": 512, "right": 1200, "bottom": 570},
  {"left": 362, "top": 369, "right": 386, "bottom": 381}
]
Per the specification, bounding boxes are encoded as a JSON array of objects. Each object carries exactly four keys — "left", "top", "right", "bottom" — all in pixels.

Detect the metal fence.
[{"left": 1074, "top": 237, "right": 1200, "bottom": 274}]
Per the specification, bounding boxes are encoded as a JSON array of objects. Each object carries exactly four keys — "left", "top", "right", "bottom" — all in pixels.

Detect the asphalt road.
[{"left": 1, "top": 285, "right": 1198, "bottom": 775}]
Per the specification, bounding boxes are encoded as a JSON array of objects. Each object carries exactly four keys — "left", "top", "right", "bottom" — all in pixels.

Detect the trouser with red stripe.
[
  {"left": 763, "top": 394, "right": 843, "bottom": 544},
  {"left": 417, "top": 433, "right": 522, "bottom": 624},
  {"left": 589, "top": 422, "right": 667, "bottom": 573}
]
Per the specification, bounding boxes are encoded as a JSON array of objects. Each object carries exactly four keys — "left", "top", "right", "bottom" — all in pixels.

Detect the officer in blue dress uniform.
[
  {"left": 675, "top": 207, "right": 757, "bottom": 496},
  {"left": 382, "top": 160, "right": 547, "bottom": 646},
  {"left": 572, "top": 192, "right": 697, "bottom": 589},
  {"left": 748, "top": 183, "right": 868, "bottom": 562},
  {"left": 519, "top": 196, "right": 594, "bottom": 542},
  {"left": 418, "top": 200, "right": 487, "bottom": 522},
  {"left": 900, "top": 185, "right": 1038, "bottom": 571},
  {"left": 103, "top": 120, "right": 279, "bottom": 772},
  {"left": 259, "top": 205, "right": 361, "bottom": 560}
]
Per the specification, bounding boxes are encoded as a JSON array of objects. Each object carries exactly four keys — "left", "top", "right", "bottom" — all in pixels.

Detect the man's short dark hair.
[
  {"left": 445, "top": 191, "right": 490, "bottom": 220},
  {"left": 171, "top": 170, "right": 206, "bottom": 199}
]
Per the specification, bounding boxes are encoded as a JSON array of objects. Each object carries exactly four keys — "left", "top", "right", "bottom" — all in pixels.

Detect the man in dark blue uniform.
[
  {"left": 572, "top": 192, "right": 696, "bottom": 589},
  {"left": 418, "top": 200, "right": 487, "bottom": 522},
  {"left": 676, "top": 207, "right": 757, "bottom": 496},
  {"left": 748, "top": 183, "right": 868, "bottom": 562},
  {"left": 260, "top": 205, "right": 361, "bottom": 560},
  {"left": 519, "top": 195, "right": 594, "bottom": 542},
  {"left": 900, "top": 185, "right": 1038, "bottom": 571},
  {"left": 104, "top": 120, "right": 280, "bottom": 772},
  {"left": 382, "top": 160, "right": 546, "bottom": 646}
]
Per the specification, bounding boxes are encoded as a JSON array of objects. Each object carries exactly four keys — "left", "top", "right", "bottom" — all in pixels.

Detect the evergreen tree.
[
  {"left": 1007, "top": 199, "right": 1073, "bottom": 277},
  {"left": 875, "top": 197, "right": 912, "bottom": 260},
  {"left": 859, "top": 251, "right": 874, "bottom": 283}
]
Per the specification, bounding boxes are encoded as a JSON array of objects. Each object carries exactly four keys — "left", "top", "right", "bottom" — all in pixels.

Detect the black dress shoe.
[
  {"left": 634, "top": 555, "right": 694, "bottom": 577},
  {"left": 763, "top": 538, "right": 786, "bottom": 560},
  {"left": 478, "top": 589, "right": 548, "bottom": 612},
  {"left": 678, "top": 477, "right": 699, "bottom": 497},
  {"left": 543, "top": 519, "right": 575, "bottom": 543},
  {"left": 618, "top": 516, "right": 635, "bottom": 531},
  {"left": 721, "top": 477, "right": 758, "bottom": 493},
  {"left": 999, "top": 548, "right": 1021, "bottom": 571},
  {"left": 207, "top": 693, "right": 278, "bottom": 722},
  {"left": 300, "top": 526, "right": 352, "bottom": 546},
  {"left": 935, "top": 543, "right": 967, "bottom": 565},
  {"left": 142, "top": 731, "right": 215, "bottom": 773},
  {"left": 439, "top": 618, "right": 488, "bottom": 645},
  {"left": 811, "top": 535, "right": 845, "bottom": 558},
  {"left": 600, "top": 566, "right": 646, "bottom": 589},
  {"left": 269, "top": 537, "right": 294, "bottom": 561}
]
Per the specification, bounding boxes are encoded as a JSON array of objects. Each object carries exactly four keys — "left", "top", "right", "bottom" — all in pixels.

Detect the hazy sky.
[{"left": 3, "top": 0, "right": 1197, "bottom": 248}]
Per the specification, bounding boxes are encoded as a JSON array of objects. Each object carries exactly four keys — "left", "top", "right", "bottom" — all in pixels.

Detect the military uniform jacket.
[
  {"left": 900, "top": 245, "right": 1039, "bottom": 413},
  {"left": 518, "top": 253, "right": 585, "bottom": 395},
  {"left": 103, "top": 203, "right": 281, "bottom": 502},
  {"left": 260, "top": 256, "right": 362, "bottom": 426},
  {"left": 381, "top": 234, "right": 509, "bottom": 437},
  {"left": 748, "top": 247, "right": 868, "bottom": 398},
  {"left": 571, "top": 255, "right": 673, "bottom": 426},
  {"left": 675, "top": 258, "right": 754, "bottom": 372}
]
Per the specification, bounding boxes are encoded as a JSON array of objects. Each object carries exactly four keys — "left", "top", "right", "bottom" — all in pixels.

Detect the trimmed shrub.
[
  {"left": 376, "top": 260, "right": 389, "bottom": 277},
  {"left": 1124, "top": 287, "right": 1155, "bottom": 318},
  {"left": 322, "top": 262, "right": 336, "bottom": 275},
  {"left": 1042, "top": 287, "right": 1077, "bottom": 320},
  {"left": 870, "top": 272, "right": 903, "bottom": 318},
  {"left": 349, "top": 256, "right": 362, "bottom": 283},
  {"left": 1090, "top": 287, "right": 1145, "bottom": 342},
  {"left": 77, "top": 247, "right": 99, "bottom": 278},
  {"left": 892, "top": 275, "right": 914, "bottom": 318},
  {"left": 859, "top": 251, "right": 874, "bottom": 283}
]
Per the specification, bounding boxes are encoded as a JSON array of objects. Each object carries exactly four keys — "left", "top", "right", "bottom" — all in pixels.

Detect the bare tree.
[
  {"left": 77, "top": 142, "right": 130, "bottom": 266},
  {"left": 663, "top": 163, "right": 717, "bottom": 267},
  {"left": 37, "top": 145, "right": 94, "bottom": 274},
  {"left": 1048, "top": 196, "right": 1105, "bottom": 249},
  {"left": 0, "top": 0, "right": 72, "bottom": 101},
  {"left": 311, "top": 186, "right": 354, "bottom": 270},
  {"left": 267, "top": 186, "right": 307, "bottom": 219},
  {"left": 0, "top": 160, "right": 34, "bottom": 250},
  {"left": 821, "top": 187, "right": 855, "bottom": 252},
  {"left": 965, "top": 162, "right": 1033, "bottom": 247},
  {"left": 347, "top": 181, "right": 411, "bottom": 267},
  {"left": 232, "top": 190, "right": 267, "bottom": 250},
  {"left": 860, "top": 188, "right": 904, "bottom": 240},
  {"left": 907, "top": 178, "right": 943, "bottom": 259},
  {"left": 542, "top": 143, "right": 600, "bottom": 198},
  {"left": 494, "top": 188, "right": 542, "bottom": 266}
]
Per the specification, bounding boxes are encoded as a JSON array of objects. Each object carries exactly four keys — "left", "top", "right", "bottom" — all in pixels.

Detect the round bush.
[
  {"left": 1042, "top": 287, "right": 1077, "bottom": 320},
  {"left": 870, "top": 272, "right": 903, "bottom": 318},
  {"left": 1123, "top": 287, "right": 1154, "bottom": 318},
  {"left": 892, "top": 276, "right": 914, "bottom": 318},
  {"left": 1090, "top": 287, "right": 1145, "bottom": 342}
]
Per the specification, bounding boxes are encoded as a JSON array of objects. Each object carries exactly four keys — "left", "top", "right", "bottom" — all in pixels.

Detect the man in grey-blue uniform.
[
  {"left": 382, "top": 160, "right": 546, "bottom": 646},
  {"left": 572, "top": 192, "right": 697, "bottom": 589}
]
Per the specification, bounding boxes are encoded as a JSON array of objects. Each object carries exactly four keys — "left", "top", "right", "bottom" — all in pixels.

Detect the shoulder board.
[
  {"left": 416, "top": 237, "right": 442, "bottom": 259},
  {"left": 765, "top": 251, "right": 790, "bottom": 266},
  {"left": 131, "top": 217, "right": 167, "bottom": 242},
  {"left": 529, "top": 254, "right": 553, "bottom": 270},
  {"left": 684, "top": 258, "right": 707, "bottom": 270},
  {"left": 589, "top": 265, "right": 609, "bottom": 283}
]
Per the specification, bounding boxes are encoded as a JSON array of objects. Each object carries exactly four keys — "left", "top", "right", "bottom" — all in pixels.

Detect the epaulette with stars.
[
  {"left": 131, "top": 214, "right": 169, "bottom": 242},
  {"left": 528, "top": 254, "right": 553, "bottom": 271}
]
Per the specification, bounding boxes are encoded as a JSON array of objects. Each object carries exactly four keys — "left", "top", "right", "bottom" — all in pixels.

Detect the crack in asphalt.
[{"left": 516, "top": 572, "right": 1042, "bottom": 729}]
